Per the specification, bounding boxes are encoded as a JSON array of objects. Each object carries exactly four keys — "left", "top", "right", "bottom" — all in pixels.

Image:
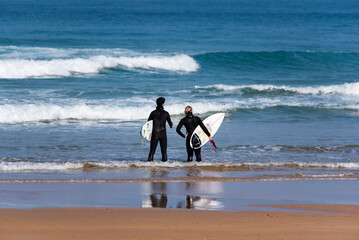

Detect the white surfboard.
[
  {"left": 190, "top": 113, "right": 225, "bottom": 149},
  {"left": 141, "top": 120, "right": 153, "bottom": 142}
]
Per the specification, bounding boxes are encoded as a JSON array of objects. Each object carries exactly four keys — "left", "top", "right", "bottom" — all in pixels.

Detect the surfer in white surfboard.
[
  {"left": 147, "top": 97, "right": 173, "bottom": 162},
  {"left": 176, "top": 106, "right": 212, "bottom": 162}
]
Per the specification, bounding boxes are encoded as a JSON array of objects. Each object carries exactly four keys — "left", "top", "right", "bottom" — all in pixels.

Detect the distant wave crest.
[
  {"left": 0, "top": 54, "right": 199, "bottom": 79},
  {"left": 195, "top": 50, "right": 359, "bottom": 70},
  {"left": 195, "top": 82, "right": 359, "bottom": 97}
]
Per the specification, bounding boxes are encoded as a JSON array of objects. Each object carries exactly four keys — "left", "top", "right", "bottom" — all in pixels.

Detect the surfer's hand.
[
  {"left": 170, "top": 125, "right": 173, "bottom": 128},
  {"left": 209, "top": 136, "right": 213, "bottom": 141},
  {"left": 185, "top": 133, "right": 188, "bottom": 138}
]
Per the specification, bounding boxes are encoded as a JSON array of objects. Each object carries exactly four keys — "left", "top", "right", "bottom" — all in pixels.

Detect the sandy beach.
[{"left": 0, "top": 205, "right": 358, "bottom": 240}]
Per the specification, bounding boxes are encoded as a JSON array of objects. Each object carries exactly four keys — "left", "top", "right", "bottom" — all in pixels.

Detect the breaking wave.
[
  {"left": 195, "top": 51, "right": 359, "bottom": 71},
  {"left": 0, "top": 101, "right": 234, "bottom": 123},
  {"left": 1, "top": 98, "right": 358, "bottom": 124},
  {"left": 195, "top": 82, "right": 359, "bottom": 97},
  {"left": 0, "top": 49, "right": 199, "bottom": 78},
  {"left": 0, "top": 55, "right": 199, "bottom": 78},
  {"left": 1, "top": 160, "right": 359, "bottom": 172}
]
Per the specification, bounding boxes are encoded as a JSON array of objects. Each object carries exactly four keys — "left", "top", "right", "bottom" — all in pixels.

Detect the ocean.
[{"left": 0, "top": 0, "right": 359, "bottom": 184}]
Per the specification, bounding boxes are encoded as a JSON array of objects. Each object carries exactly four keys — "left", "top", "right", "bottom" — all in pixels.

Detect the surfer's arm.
[
  {"left": 198, "top": 118, "right": 211, "bottom": 137},
  {"left": 167, "top": 113, "right": 173, "bottom": 128},
  {"left": 148, "top": 112, "right": 153, "bottom": 121},
  {"left": 176, "top": 119, "right": 186, "bottom": 138}
]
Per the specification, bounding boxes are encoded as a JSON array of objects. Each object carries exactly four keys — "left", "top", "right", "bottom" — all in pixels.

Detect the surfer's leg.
[
  {"left": 195, "top": 148, "right": 201, "bottom": 162},
  {"left": 159, "top": 134, "right": 167, "bottom": 162},
  {"left": 148, "top": 136, "right": 158, "bottom": 161},
  {"left": 160, "top": 194, "right": 168, "bottom": 208},
  {"left": 150, "top": 194, "right": 159, "bottom": 207},
  {"left": 186, "top": 136, "right": 193, "bottom": 162},
  {"left": 186, "top": 195, "right": 192, "bottom": 208}
]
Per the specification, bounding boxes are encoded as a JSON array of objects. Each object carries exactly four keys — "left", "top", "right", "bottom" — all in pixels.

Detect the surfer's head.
[
  {"left": 184, "top": 106, "right": 192, "bottom": 115},
  {"left": 156, "top": 97, "right": 165, "bottom": 106}
]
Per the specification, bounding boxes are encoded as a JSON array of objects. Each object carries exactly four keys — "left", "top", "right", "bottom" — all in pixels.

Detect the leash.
[
  {"left": 210, "top": 139, "right": 217, "bottom": 153},
  {"left": 195, "top": 139, "right": 218, "bottom": 160}
]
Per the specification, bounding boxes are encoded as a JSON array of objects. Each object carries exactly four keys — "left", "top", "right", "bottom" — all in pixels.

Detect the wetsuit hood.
[{"left": 156, "top": 106, "right": 164, "bottom": 110}]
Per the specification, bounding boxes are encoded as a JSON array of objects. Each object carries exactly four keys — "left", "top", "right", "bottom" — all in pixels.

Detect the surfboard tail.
[{"left": 190, "top": 113, "right": 225, "bottom": 149}]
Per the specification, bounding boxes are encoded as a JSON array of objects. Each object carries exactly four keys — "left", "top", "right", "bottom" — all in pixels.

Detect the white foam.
[
  {"left": 246, "top": 161, "right": 359, "bottom": 169},
  {"left": 0, "top": 103, "right": 151, "bottom": 123},
  {"left": 1, "top": 160, "right": 359, "bottom": 172},
  {"left": 1, "top": 97, "right": 359, "bottom": 124},
  {"left": 0, "top": 101, "right": 236, "bottom": 123},
  {"left": 195, "top": 82, "right": 359, "bottom": 96},
  {"left": 193, "top": 199, "right": 224, "bottom": 210},
  {"left": 0, "top": 54, "right": 199, "bottom": 78},
  {"left": 0, "top": 161, "right": 84, "bottom": 171}
]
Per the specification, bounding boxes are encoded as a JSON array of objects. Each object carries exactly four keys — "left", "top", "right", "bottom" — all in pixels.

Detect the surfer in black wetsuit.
[
  {"left": 176, "top": 106, "right": 212, "bottom": 162},
  {"left": 148, "top": 97, "right": 173, "bottom": 162}
]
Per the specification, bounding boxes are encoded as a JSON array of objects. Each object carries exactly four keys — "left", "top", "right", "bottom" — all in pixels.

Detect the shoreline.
[
  {"left": 1, "top": 175, "right": 359, "bottom": 184},
  {"left": 1, "top": 205, "right": 359, "bottom": 240}
]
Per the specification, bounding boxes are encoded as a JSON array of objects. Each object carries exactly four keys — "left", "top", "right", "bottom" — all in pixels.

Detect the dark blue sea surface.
[{"left": 0, "top": 0, "right": 358, "bottom": 181}]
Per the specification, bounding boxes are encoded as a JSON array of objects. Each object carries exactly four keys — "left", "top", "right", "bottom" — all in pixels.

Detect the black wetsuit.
[
  {"left": 148, "top": 106, "right": 173, "bottom": 162},
  {"left": 176, "top": 113, "right": 211, "bottom": 162}
]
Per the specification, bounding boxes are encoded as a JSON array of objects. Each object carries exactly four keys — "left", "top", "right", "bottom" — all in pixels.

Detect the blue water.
[{"left": 0, "top": 0, "right": 359, "bottom": 181}]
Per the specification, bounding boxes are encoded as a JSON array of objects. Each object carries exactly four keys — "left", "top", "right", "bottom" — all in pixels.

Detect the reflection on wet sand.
[
  {"left": 176, "top": 195, "right": 201, "bottom": 209},
  {"left": 149, "top": 182, "right": 168, "bottom": 208},
  {"left": 141, "top": 180, "right": 223, "bottom": 210},
  {"left": 150, "top": 194, "right": 168, "bottom": 208}
]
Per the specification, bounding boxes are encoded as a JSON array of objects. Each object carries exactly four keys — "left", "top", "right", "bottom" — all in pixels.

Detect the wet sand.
[
  {"left": 1, "top": 205, "right": 359, "bottom": 240},
  {"left": 2, "top": 180, "right": 359, "bottom": 209}
]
